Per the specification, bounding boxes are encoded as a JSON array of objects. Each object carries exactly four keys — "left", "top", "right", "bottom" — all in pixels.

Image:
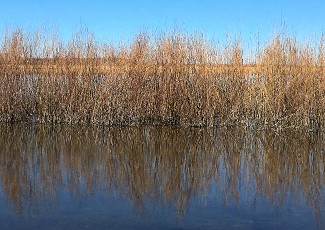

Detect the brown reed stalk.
[{"left": 0, "top": 28, "right": 324, "bottom": 128}]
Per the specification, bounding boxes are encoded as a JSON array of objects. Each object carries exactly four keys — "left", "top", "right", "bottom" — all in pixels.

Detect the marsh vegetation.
[{"left": 0, "top": 28, "right": 324, "bottom": 128}]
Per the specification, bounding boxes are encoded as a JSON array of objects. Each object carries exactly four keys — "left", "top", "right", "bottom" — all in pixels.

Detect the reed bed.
[{"left": 0, "top": 28, "right": 324, "bottom": 128}]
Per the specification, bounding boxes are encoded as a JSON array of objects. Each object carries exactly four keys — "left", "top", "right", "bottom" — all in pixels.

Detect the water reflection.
[{"left": 0, "top": 125, "right": 324, "bottom": 228}]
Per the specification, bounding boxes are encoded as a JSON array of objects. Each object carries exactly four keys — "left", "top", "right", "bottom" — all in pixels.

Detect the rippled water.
[{"left": 0, "top": 125, "right": 324, "bottom": 229}]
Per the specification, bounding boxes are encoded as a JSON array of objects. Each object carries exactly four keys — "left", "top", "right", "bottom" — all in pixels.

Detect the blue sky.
[{"left": 0, "top": 0, "right": 324, "bottom": 45}]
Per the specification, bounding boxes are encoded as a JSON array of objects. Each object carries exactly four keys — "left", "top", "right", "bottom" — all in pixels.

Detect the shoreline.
[{"left": 1, "top": 29, "right": 324, "bottom": 129}]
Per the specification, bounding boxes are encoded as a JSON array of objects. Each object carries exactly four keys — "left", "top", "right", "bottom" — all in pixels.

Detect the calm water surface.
[{"left": 0, "top": 125, "right": 324, "bottom": 229}]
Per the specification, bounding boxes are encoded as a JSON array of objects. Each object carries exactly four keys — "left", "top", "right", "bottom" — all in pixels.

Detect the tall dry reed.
[{"left": 0, "top": 28, "right": 324, "bottom": 128}]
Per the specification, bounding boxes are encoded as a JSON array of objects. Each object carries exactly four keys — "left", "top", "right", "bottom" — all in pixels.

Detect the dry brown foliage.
[{"left": 0, "top": 28, "right": 324, "bottom": 128}]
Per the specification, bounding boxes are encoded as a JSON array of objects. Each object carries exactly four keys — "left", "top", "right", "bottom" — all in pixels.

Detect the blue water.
[{"left": 0, "top": 125, "right": 323, "bottom": 229}]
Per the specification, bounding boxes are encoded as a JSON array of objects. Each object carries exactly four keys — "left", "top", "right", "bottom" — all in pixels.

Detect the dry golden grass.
[{"left": 0, "top": 28, "right": 324, "bottom": 128}]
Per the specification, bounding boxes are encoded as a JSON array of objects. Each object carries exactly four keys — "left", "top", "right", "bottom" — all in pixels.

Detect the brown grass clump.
[{"left": 0, "top": 28, "right": 324, "bottom": 128}]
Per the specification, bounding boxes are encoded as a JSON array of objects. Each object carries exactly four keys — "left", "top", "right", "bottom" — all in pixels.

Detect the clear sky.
[{"left": 0, "top": 0, "right": 324, "bottom": 44}]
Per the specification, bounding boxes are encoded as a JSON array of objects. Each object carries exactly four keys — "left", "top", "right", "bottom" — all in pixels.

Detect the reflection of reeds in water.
[
  {"left": 0, "top": 125, "right": 324, "bottom": 222},
  {"left": 0, "top": 28, "right": 325, "bottom": 128}
]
